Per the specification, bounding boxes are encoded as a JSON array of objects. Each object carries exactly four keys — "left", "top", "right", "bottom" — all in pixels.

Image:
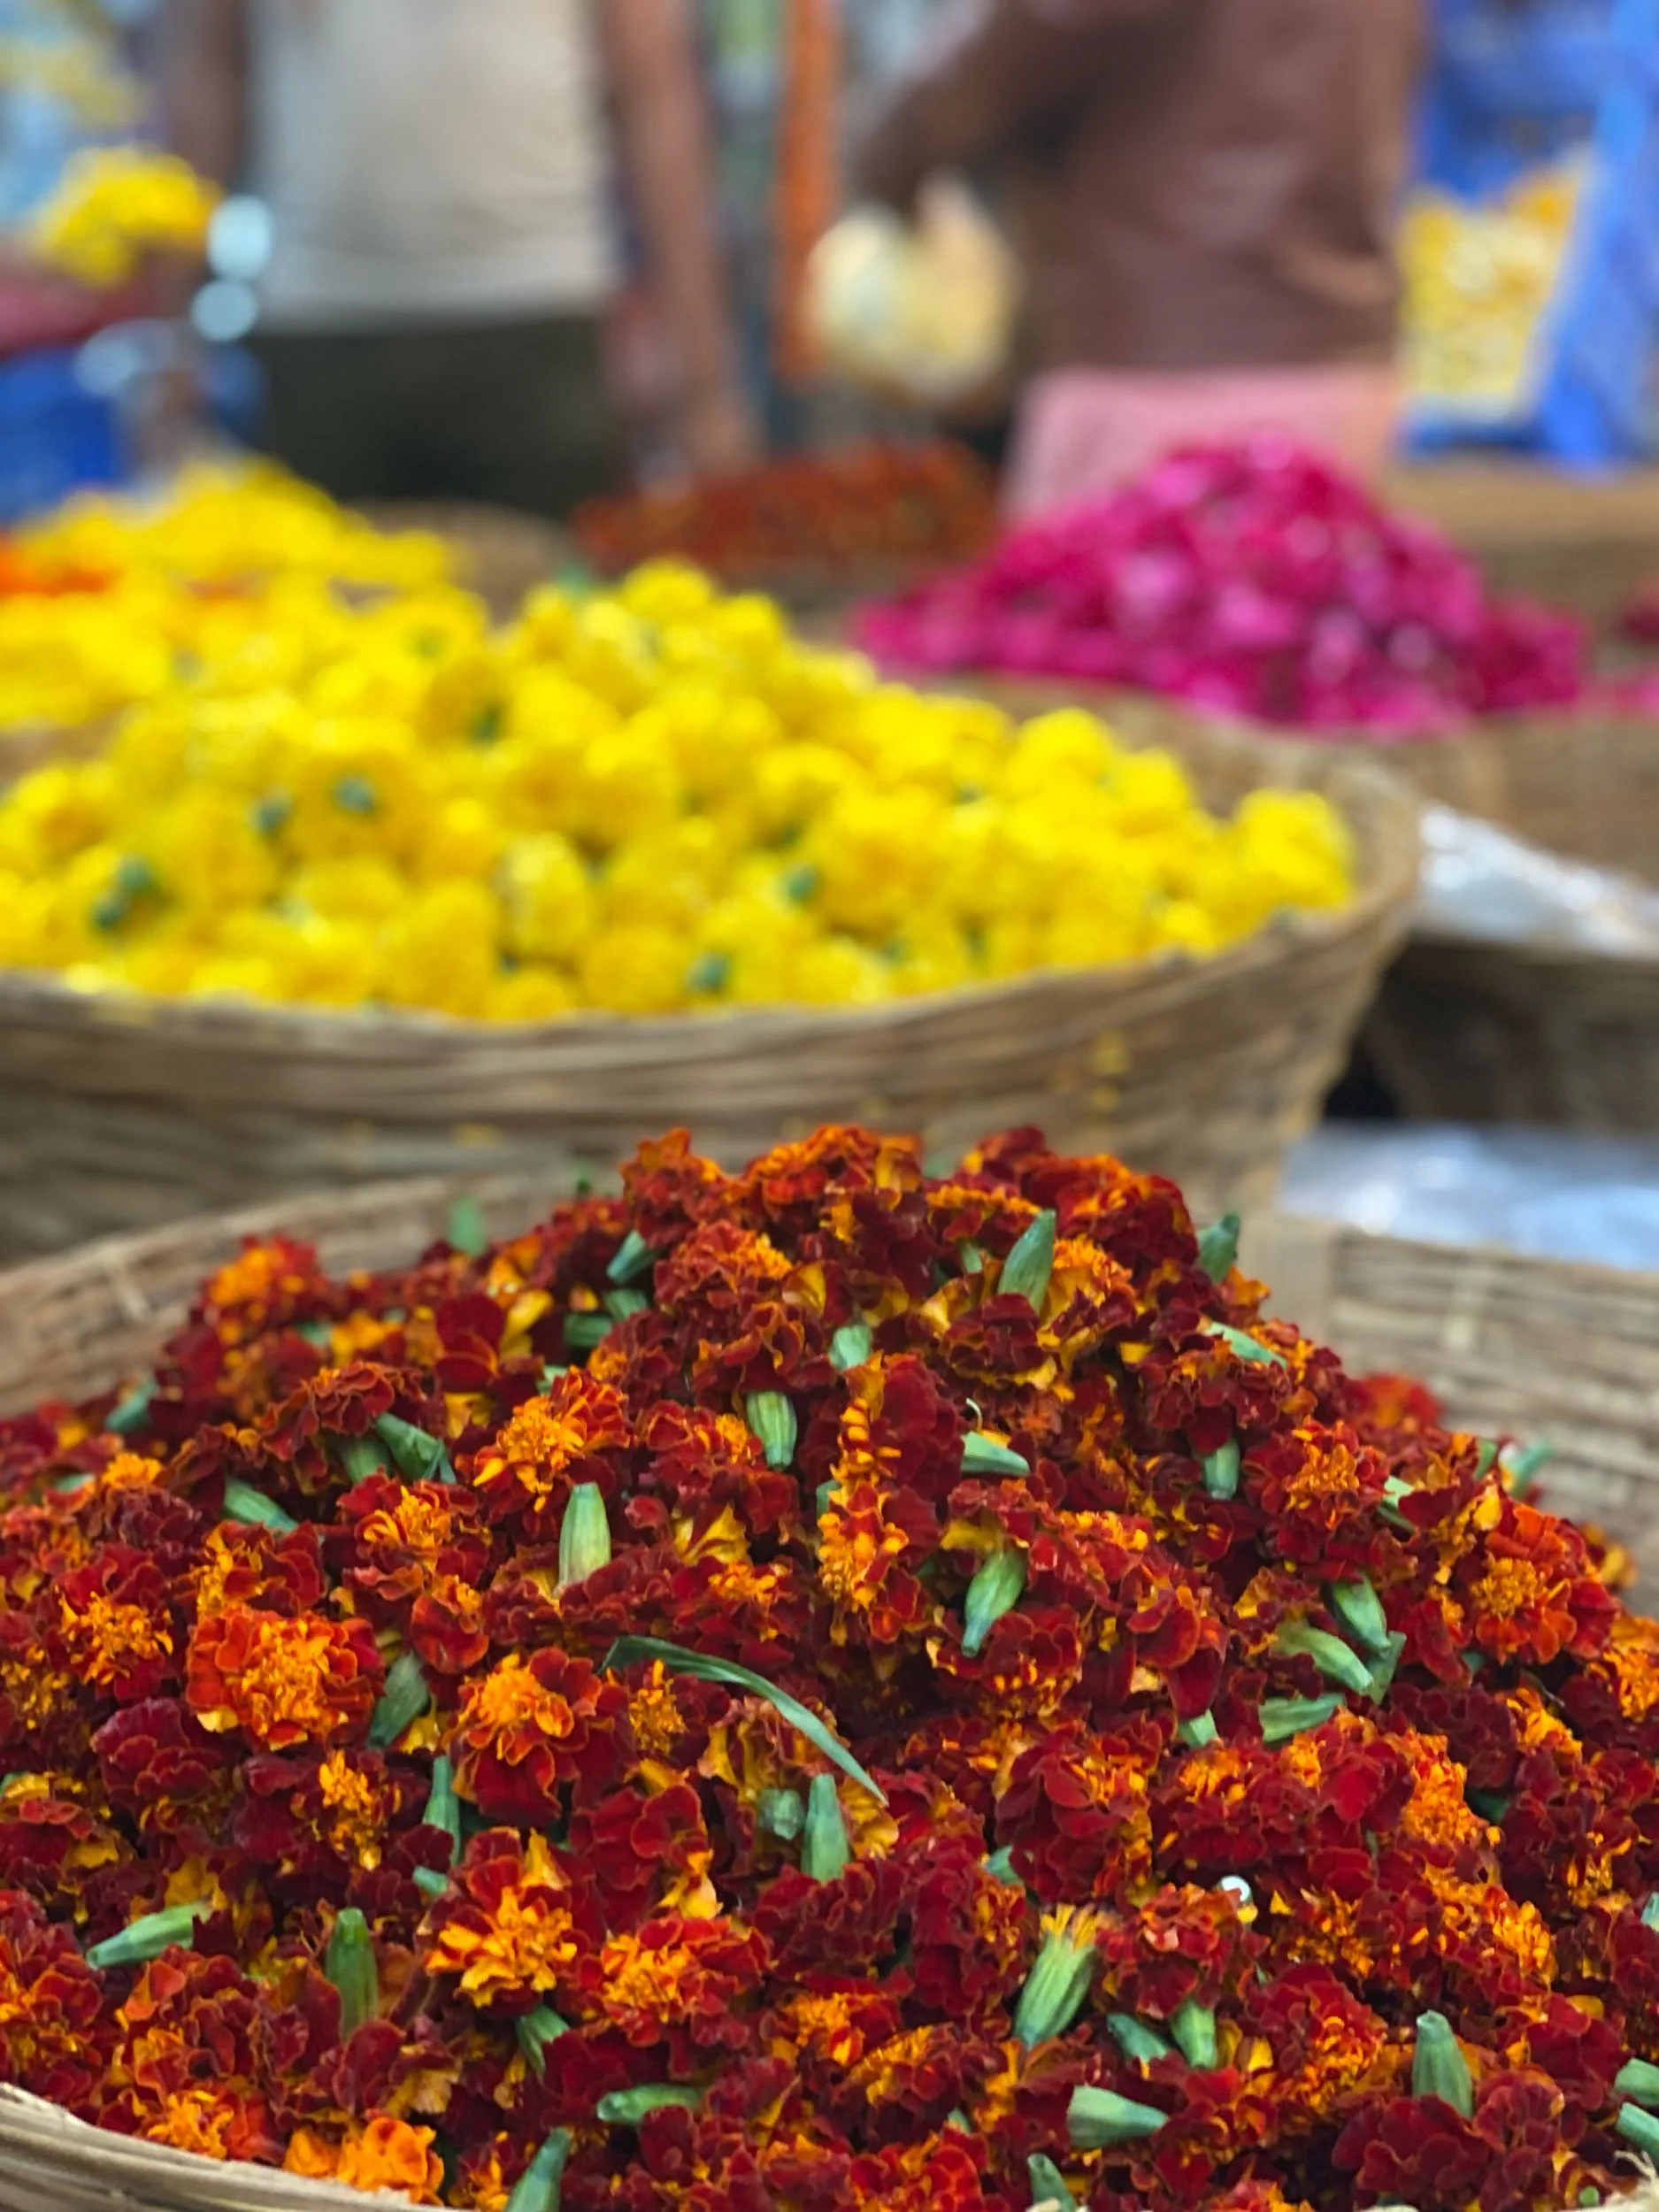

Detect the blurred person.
[
  {"left": 163, "top": 0, "right": 756, "bottom": 515},
  {"left": 857, "top": 0, "right": 1425, "bottom": 518}
]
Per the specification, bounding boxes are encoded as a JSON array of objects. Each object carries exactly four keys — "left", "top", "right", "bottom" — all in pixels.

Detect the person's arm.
[
  {"left": 156, "top": 0, "right": 247, "bottom": 317},
  {"left": 602, "top": 0, "right": 757, "bottom": 475},
  {"left": 858, "top": 0, "right": 1170, "bottom": 211}
]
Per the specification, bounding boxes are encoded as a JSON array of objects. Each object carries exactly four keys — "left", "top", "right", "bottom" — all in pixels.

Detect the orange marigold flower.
[
  {"left": 140, "top": 2085, "right": 274, "bottom": 2164},
  {"left": 185, "top": 1603, "right": 382, "bottom": 1750},
  {"left": 466, "top": 1370, "right": 631, "bottom": 1522},
  {"left": 450, "top": 1647, "right": 626, "bottom": 1823},
  {"left": 284, "top": 2115, "right": 444, "bottom": 2201},
  {"left": 58, "top": 1589, "right": 172, "bottom": 1699},
  {"left": 1460, "top": 1499, "right": 1617, "bottom": 1666},
  {"left": 424, "top": 1830, "right": 592, "bottom": 2010}
]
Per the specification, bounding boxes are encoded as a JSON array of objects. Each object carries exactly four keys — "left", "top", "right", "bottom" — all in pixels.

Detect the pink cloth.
[{"left": 1003, "top": 364, "right": 1402, "bottom": 522}]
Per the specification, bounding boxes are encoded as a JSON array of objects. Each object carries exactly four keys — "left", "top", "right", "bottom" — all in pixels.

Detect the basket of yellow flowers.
[{"left": 0, "top": 559, "right": 1417, "bottom": 1257}]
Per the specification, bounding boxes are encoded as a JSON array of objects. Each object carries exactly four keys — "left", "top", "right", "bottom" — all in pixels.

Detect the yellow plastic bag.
[{"left": 805, "top": 176, "right": 1018, "bottom": 408}]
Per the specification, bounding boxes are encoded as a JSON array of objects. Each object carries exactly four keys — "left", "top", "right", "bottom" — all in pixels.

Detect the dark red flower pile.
[
  {"left": 853, "top": 437, "right": 1587, "bottom": 734},
  {"left": 0, "top": 1123, "right": 1655, "bottom": 2212}
]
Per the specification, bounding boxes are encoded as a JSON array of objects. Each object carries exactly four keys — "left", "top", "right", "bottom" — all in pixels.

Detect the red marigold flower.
[
  {"left": 94, "top": 1697, "right": 234, "bottom": 1831},
  {"left": 450, "top": 1648, "right": 626, "bottom": 1823},
  {"left": 186, "top": 1604, "right": 383, "bottom": 1751},
  {"left": 584, "top": 1911, "right": 770, "bottom": 2061},
  {"left": 465, "top": 1371, "right": 631, "bottom": 1531},
  {"left": 1457, "top": 1496, "right": 1618, "bottom": 1666},
  {"left": 57, "top": 1545, "right": 175, "bottom": 1703},
  {"left": 423, "top": 1829, "right": 597, "bottom": 2012},
  {"left": 995, "top": 1727, "right": 1154, "bottom": 1904}
]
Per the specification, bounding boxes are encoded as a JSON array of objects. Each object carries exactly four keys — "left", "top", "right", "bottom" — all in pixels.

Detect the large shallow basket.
[
  {"left": 1361, "top": 936, "right": 1659, "bottom": 1129},
  {"left": 5, "top": 1193, "right": 1659, "bottom": 2208},
  {"left": 0, "top": 723, "right": 1417, "bottom": 1260},
  {"left": 1245, "top": 1210, "right": 1659, "bottom": 1591}
]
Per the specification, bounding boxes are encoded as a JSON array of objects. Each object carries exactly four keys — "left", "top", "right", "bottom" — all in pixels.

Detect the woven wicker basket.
[
  {"left": 958, "top": 676, "right": 1659, "bottom": 887},
  {"left": 1246, "top": 1210, "right": 1659, "bottom": 1592},
  {"left": 1360, "top": 936, "right": 1659, "bottom": 1130},
  {"left": 0, "top": 1171, "right": 558, "bottom": 1414},
  {"left": 0, "top": 723, "right": 1418, "bottom": 1261},
  {"left": 1380, "top": 458, "right": 1659, "bottom": 632}
]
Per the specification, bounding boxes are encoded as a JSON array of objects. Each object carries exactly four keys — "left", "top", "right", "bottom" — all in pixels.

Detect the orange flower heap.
[{"left": 0, "top": 1121, "right": 1651, "bottom": 2211}]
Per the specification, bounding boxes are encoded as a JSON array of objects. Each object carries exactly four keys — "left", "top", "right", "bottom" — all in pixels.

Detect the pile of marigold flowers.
[
  {"left": 0, "top": 1121, "right": 1655, "bottom": 2211},
  {"left": 0, "top": 556, "right": 1355, "bottom": 1017},
  {"left": 26, "top": 145, "right": 219, "bottom": 288},
  {"left": 0, "top": 465, "right": 453, "bottom": 738},
  {"left": 571, "top": 442, "right": 996, "bottom": 588}
]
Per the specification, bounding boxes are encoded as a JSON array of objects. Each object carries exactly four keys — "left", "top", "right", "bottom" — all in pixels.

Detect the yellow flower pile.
[
  {"left": 1401, "top": 161, "right": 1581, "bottom": 414},
  {"left": 0, "top": 465, "right": 454, "bottom": 734},
  {"left": 26, "top": 144, "right": 219, "bottom": 288},
  {"left": 0, "top": 560, "right": 1356, "bottom": 1021}
]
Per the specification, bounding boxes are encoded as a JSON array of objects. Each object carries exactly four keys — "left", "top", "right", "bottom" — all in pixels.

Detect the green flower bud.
[
  {"left": 1025, "top": 2153, "right": 1079, "bottom": 2210},
  {"left": 1258, "top": 1694, "right": 1345, "bottom": 1747},
  {"left": 1066, "top": 2086, "right": 1167, "bottom": 2149},
  {"left": 105, "top": 1379, "right": 155, "bottom": 1436},
  {"left": 757, "top": 1787, "right": 805, "bottom": 1841},
  {"left": 1202, "top": 1321, "right": 1286, "bottom": 1368},
  {"left": 1194, "top": 1214, "right": 1241, "bottom": 1285},
  {"left": 1364, "top": 1632, "right": 1408, "bottom": 1701},
  {"left": 223, "top": 1479, "right": 298, "bottom": 1534},
  {"left": 1171, "top": 1999, "right": 1217, "bottom": 2070},
  {"left": 1273, "top": 1621, "right": 1374, "bottom": 1697},
  {"left": 801, "top": 1773, "right": 850, "bottom": 1883},
  {"left": 1329, "top": 1577, "right": 1392, "bottom": 1658},
  {"left": 325, "top": 1907, "right": 378, "bottom": 2039},
  {"left": 563, "top": 1313, "right": 612, "bottom": 1354},
  {"left": 86, "top": 1901, "right": 208, "bottom": 1971},
  {"left": 337, "top": 1433, "right": 390, "bottom": 1486},
  {"left": 745, "top": 1391, "right": 797, "bottom": 1471},
  {"left": 1014, "top": 1909, "right": 1100, "bottom": 2051},
  {"left": 960, "top": 1432, "right": 1032, "bottom": 1479},
  {"left": 1502, "top": 1440, "right": 1553, "bottom": 1498},
  {"left": 958, "top": 1241, "right": 986, "bottom": 1276},
  {"left": 1466, "top": 1787, "right": 1509, "bottom": 1824},
  {"left": 983, "top": 1846, "right": 1022, "bottom": 1888},
  {"left": 963, "top": 1546, "right": 1027, "bottom": 1657},
  {"left": 829, "top": 1322, "right": 873, "bottom": 1371},
  {"left": 1411, "top": 2010, "right": 1473, "bottom": 2118},
  {"left": 1616, "top": 2057, "right": 1659, "bottom": 2108},
  {"left": 368, "top": 1649, "right": 432, "bottom": 1750},
  {"left": 447, "top": 1196, "right": 489, "bottom": 1259},
  {"left": 1176, "top": 1711, "right": 1218, "bottom": 1748},
  {"left": 516, "top": 2006, "right": 571, "bottom": 2078},
  {"left": 999, "top": 1210, "right": 1056, "bottom": 1311},
  {"left": 1618, "top": 2105, "right": 1659, "bottom": 2160},
  {"left": 1105, "top": 2013, "right": 1173, "bottom": 2065},
  {"left": 505, "top": 2130, "right": 572, "bottom": 2212},
  {"left": 1201, "top": 1441, "right": 1240, "bottom": 1500},
  {"left": 606, "top": 1230, "right": 653, "bottom": 1286},
  {"left": 602, "top": 1287, "right": 649, "bottom": 1324},
  {"left": 558, "top": 1482, "right": 611, "bottom": 1588},
  {"left": 1644, "top": 1892, "right": 1659, "bottom": 1932},
  {"left": 422, "top": 1755, "right": 462, "bottom": 1863},
  {"left": 596, "top": 2086, "right": 702, "bottom": 2125},
  {"left": 374, "top": 1413, "right": 456, "bottom": 1486},
  {"left": 412, "top": 1867, "right": 448, "bottom": 1901}
]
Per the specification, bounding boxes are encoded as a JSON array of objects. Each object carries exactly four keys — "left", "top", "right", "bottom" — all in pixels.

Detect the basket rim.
[
  {"left": 0, "top": 755, "right": 1417, "bottom": 1056},
  {"left": 0, "top": 2082, "right": 408, "bottom": 2210}
]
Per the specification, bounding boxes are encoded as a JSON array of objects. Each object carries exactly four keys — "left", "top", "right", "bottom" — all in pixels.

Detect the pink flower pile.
[{"left": 852, "top": 436, "right": 1587, "bottom": 736}]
